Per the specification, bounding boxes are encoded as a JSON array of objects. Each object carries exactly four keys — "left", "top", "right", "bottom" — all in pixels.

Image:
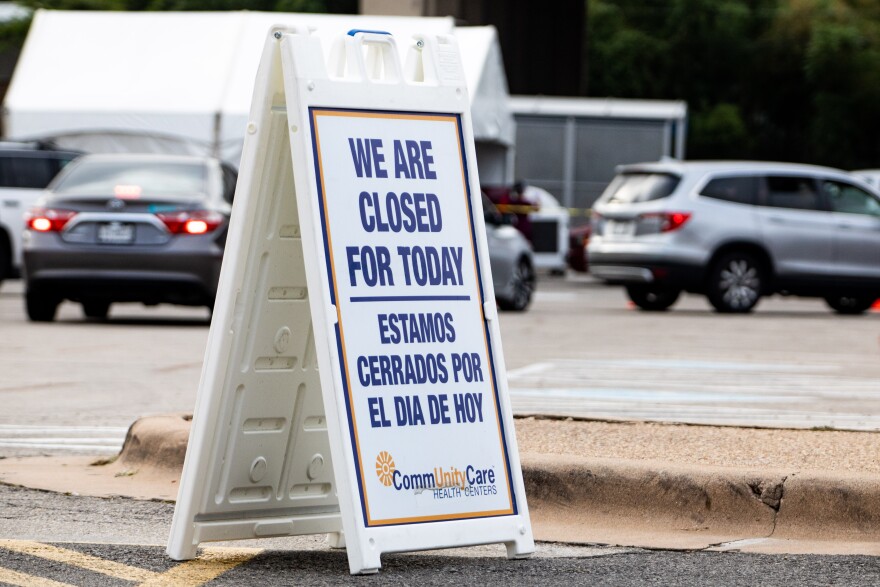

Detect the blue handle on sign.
[{"left": 348, "top": 29, "right": 392, "bottom": 36}]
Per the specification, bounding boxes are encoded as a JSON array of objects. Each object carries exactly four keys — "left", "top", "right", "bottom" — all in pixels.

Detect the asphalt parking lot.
[
  {"left": 2, "top": 275, "right": 880, "bottom": 584},
  {"left": 1, "top": 273, "right": 879, "bottom": 457},
  {"left": 500, "top": 274, "right": 880, "bottom": 430}
]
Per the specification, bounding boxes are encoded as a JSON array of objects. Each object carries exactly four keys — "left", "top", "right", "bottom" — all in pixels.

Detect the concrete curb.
[
  {"left": 521, "top": 454, "right": 880, "bottom": 552},
  {"left": 522, "top": 453, "right": 783, "bottom": 549},
  {"left": 115, "top": 413, "right": 191, "bottom": 472},
  {"left": 3, "top": 414, "right": 880, "bottom": 554}
]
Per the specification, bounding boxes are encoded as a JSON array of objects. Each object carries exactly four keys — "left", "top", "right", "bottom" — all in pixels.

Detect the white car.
[
  {"left": 0, "top": 142, "right": 81, "bottom": 284},
  {"left": 851, "top": 169, "right": 880, "bottom": 190},
  {"left": 525, "top": 185, "right": 570, "bottom": 274}
]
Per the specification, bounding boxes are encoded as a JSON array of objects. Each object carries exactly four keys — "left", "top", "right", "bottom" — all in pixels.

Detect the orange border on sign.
[{"left": 310, "top": 108, "right": 515, "bottom": 526}]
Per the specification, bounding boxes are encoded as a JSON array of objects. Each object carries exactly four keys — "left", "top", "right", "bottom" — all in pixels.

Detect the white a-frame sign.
[{"left": 168, "top": 25, "right": 534, "bottom": 575}]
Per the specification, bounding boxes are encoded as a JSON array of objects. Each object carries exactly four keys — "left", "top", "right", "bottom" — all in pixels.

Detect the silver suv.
[{"left": 588, "top": 161, "right": 880, "bottom": 314}]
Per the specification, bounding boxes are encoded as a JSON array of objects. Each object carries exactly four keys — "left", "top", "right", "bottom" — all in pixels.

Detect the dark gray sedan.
[{"left": 22, "top": 154, "right": 237, "bottom": 321}]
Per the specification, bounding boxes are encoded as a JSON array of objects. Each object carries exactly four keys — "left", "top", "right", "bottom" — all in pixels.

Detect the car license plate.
[
  {"left": 605, "top": 220, "right": 635, "bottom": 238},
  {"left": 97, "top": 222, "right": 135, "bottom": 244}
]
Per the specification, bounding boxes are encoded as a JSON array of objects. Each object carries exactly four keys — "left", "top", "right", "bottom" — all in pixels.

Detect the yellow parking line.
[
  {"left": 136, "top": 547, "right": 262, "bottom": 587},
  {"left": 0, "top": 566, "right": 76, "bottom": 587},
  {"left": 0, "top": 540, "right": 261, "bottom": 587},
  {"left": 0, "top": 539, "right": 160, "bottom": 582}
]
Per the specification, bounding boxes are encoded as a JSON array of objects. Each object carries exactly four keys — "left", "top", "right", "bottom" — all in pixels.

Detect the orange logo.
[{"left": 375, "top": 451, "right": 396, "bottom": 487}]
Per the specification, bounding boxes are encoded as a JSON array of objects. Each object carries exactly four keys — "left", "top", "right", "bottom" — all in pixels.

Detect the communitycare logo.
[
  {"left": 375, "top": 451, "right": 396, "bottom": 487},
  {"left": 374, "top": 451, "right": 498, "bottom": 498}
]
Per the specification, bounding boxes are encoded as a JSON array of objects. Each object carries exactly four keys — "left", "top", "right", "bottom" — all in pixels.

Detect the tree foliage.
[
  {"left": 588, "top": 0, "right": 880, "bottom": 169},
  {"left": 0, "top": 17, "right": 30, "bottom": 53}
]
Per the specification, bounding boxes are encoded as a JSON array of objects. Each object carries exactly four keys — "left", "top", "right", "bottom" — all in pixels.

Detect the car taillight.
[
  {"left": 156, "top": 210, "right": 224, "bottom": 235},
  {"left": 638, "top": 211, "right": 692, "bottom": 233},
  {"left": 26, "top": 208, "right": 77, "bottom": 232}
]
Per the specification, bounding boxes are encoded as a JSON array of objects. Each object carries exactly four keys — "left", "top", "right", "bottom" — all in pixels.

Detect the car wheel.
[
  {"left": 625, "top": 285, "right": 680, "bottom": 311},
  {"left": 498, "top": 258, "right": 535, "bottom": 312},
  {"left": 82, "top": 301, "right": 110, "bottom": 320},
  {"left": 707, "top": 252, "right": 764, "bottom": 313},
  {"left": 26, "top": 290, "right": 60, "bottom": 322},
  {"left": 824, "top": 295, "right": 875, "bottom": 315}
]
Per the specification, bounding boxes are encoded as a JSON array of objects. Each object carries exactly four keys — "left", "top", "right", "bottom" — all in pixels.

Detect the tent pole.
[{"left": 212, "top": 111, "right": 222, "bottom": 158}]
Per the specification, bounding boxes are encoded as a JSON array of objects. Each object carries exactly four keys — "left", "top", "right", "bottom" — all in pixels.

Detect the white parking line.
[
  {"left": 506, "top": 362, "right": 555, "bottom": 380},
  {"left": 0, "top": 425, "right": 129, "bottom": 434},
  {"left": 508, "top": 387, "right": 809, "bottom": 404},
  {"left": 506, "top": 358, "right": 880, "bottom": 430},
  {"left": 0, "top": 425, "right": 127, "bottom": 453}
]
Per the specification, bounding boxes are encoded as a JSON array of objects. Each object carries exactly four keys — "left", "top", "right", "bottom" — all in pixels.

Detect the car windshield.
[
  {"left": 53, "top": 160, "right": 207, "bottom": 198},
  {"left": 604, "top": 172, "right": 680, "bottom": 204}
]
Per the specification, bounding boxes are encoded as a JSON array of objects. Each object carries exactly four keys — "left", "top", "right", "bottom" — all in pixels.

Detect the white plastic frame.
[{"left": 168, "top": 26, "right": 533, "bottom": 575}]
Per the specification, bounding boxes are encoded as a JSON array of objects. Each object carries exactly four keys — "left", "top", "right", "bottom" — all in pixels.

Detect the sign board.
[{"left": 168, "top": 26, "right": 533, "bottom": 575}]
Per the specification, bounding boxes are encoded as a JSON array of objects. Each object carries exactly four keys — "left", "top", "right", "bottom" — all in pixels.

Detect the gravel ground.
[{"left": 514, "top": 417, "right": 880, "bottom": 474}]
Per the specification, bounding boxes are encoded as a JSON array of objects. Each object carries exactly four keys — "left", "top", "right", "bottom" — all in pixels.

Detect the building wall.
[
  {"left": 515, "top": 114, "right": 677, "bottom": 217},
  {"left": 360, "top": 0, "right": 422, "bottom": 16}
]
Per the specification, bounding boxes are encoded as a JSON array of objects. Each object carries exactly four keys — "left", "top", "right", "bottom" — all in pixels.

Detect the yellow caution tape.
[{"left": 493, "top": 204, "right": 594, "bottom": 217}]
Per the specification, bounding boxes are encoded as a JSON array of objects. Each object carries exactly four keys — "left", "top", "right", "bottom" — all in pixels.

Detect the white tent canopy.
[{"left": 4, "top": 10, "right": 515, "bottom": 180}]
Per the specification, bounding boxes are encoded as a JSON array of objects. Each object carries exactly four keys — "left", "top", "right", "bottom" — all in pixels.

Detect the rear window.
[
  {"left": 53, "top": 160, "right": 207, "bottom": 198},
  {"left": 700, "top": 176, "right": 758, "bottom": 205},
  {"left": 603, "top": 172, "right": 680, "bottom": 204}
]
